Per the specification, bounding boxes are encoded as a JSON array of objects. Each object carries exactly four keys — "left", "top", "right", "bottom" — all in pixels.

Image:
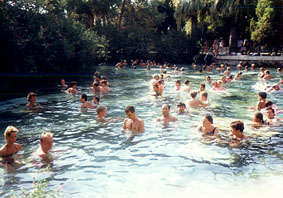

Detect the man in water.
[
  {"left": 66, "top": 81, "right": 78, "bottom": 95},
  {"left": 157, "top": 104, "right": 177, "bottom": 124},
  {"left": 26, "top": 92, "right": 42, "bottom": 110},
  {"left": 177, "top": 102, "right": 187, "bottom": 114},
  {"left": 229, "top": 121, "right": 247, "bottom": 148},
  {"left": 257, "top": 92, "right": 268, "bottom": 111},
  {"left": 36, "top": 132, "right": 54, "bottom": 163},
  {"left": 96, "top": 106, "right": 108, "bottom": 122},
  {"left": 123, "top": 106, "right": 144, "bottom": 134},
  {"left": 80, "top": 94, "right": 95, "bottom": 109},
  {"left": 188, "top": 91, "right": 208, "bottom": 108}
]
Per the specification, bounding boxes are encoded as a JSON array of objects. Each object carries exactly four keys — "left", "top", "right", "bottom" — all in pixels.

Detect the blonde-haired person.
[
  {"left": 0, "top": 126, "right": 22, "bottom": 169},
  {"left": 36, "top": 132, "right": 54, "bottom": 162}
]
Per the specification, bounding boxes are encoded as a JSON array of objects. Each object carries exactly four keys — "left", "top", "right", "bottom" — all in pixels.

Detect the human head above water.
[
  {"left": 27, "top": 92, "right": 37, "bottom": 102},
  {"left": 4, "top": 126, "right": 19, "bottom": 143},
  {"left": 258, "top": 92, "right": 267, "bottom": 99},
  {"left": 230, "top": 121, "right": 244, "bottom": 133},
  {"left": 80, "top": 94, "right": 88, "bottom": 102}
]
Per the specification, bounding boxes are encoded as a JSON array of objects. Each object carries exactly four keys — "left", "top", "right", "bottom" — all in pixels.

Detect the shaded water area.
[{"left": 0, "top": 66, "right": 283, "bottom": 197}]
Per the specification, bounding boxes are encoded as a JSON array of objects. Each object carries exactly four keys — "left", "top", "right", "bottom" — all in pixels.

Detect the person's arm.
[{"left": 139, "top": 120, "right": 145, "bottom": 133}]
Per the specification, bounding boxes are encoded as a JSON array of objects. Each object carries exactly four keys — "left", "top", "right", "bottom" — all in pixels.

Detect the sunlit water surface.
[{"left": 0, "top": 66, "right": 282, "bottom": 198}]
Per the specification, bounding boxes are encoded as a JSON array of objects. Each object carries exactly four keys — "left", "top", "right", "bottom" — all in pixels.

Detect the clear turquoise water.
[{"left": 0, "top": 66, "right": 282, "bottom": 197}]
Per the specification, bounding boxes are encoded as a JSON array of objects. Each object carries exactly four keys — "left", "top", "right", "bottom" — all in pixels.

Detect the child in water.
[{"left": 35, "top": 132, "right": 54, "bottom": 163}]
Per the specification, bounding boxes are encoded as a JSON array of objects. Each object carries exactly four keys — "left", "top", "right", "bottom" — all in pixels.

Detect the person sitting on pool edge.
[
  {"left": 35, "top": 132, "right": 54, "bottom": 163},
  {"left": 0, "top": 126, "right": 22, "bottom": 169},
  {"left": 157, "top": 104, "right": 177, "bottom": 124},
  {"left": 26, "top": 92, "right": 42, "bottom": 110},
  {"left": 66, "top": 81, "right": 78, "bottom": 95},
  {"left": 123, "top": 106, "right": 144, "bottom": 134},
  {"left": 229, "top": 120, "right": 247, "bottom": 148},
  {"left": 198, "top": 114, "right": 219, "bottom": 139},
  {"left": 80, "top": 94, "right": 95, "bottom": 109}
]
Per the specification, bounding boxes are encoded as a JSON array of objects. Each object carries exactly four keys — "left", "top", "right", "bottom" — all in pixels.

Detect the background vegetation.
[{"left": 0, "top": 0, "right": 282, "bottom": 74}]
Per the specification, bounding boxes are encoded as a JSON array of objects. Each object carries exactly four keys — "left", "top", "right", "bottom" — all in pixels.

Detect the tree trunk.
[
  {"left": 229, "top": 26, "right": 238, "bottom": 52},
  {"left": 118, "top": 0, "right": 128, "bottom": 30}
]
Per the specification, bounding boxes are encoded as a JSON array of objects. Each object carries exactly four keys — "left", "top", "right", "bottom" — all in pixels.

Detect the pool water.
[{"left": 0, "top": 66, "right": 282, "bottom": 198}]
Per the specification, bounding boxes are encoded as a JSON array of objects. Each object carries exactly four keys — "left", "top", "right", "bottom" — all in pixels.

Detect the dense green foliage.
[{"left": 0, "top": 0, "right": 281, "bottom": 74}]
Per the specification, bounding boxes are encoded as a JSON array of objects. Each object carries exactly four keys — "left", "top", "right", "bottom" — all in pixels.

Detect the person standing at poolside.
[
  {"left": 123, "top": 106, "right": 144, "bottom": 134},
  {"left": 157, "top": 104, "right": 177, "bottom": 124}
]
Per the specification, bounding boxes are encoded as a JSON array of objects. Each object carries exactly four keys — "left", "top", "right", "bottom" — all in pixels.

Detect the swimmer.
[
  {"left": 0, "top": 126, "right": 22, "bottom": 170},
  {"left": 258, "top": 67, "right": 266, "bottom": 78},
  {"left": 234, "top": 72, "right": 243, "bottom": 80},
  {"left": 153, "top": 80, "right": 164, "bottom": 97},
  {"left": 251, "top": 64, "right": 256, "bottom": 71},
  {"left": 182, "top": 80, "right": 192, "bottom": 93},
  {"left": 187, "top": 91, "right": 208, "bottom": 108},
  {"left": 35, "top": 132, "right": 54, "bottom": 163},
  {"left": 100, "top": 80, "right": 110, "bottom": 94},
  {"left": 266, "top": 84, "right": 281, "bottom": 93},
  {"left": 198, "top": 83, "right": 206, "bottom": 93},
  {"left": 92, "top": 96, "right": 100, "bottom": 107},
  {"left": 91, "top": 82, "right": 102, "bottom": 96},
  {"left": 26, "top": 92, "right": 42, "bottom": 110},
  {"left": 96, "top": 106, "right": 109, "bottom": 122},
  {"left": 223, "top": 67, "right": 231, "bottom": 76},
  {"left": 244, "top": 66, "right": 249, "bottom": 72},
  {"left": 198, "top": 114, "right": 219, "bottom": 139},
  {"left": 263, "top": 70, "right": 273, "bottom": 80},
  {"left": 257, "top": 92, "right": 268, "bottom": 111},
  {"left": 177, "top": 102, "right": 188, "bottom": 114},
  {"left": 205, "top": 76, "right": 212, "bottom": 85},
  {"left": 151, "top": 74, "right": 160, "bottom": 85},
  {"left": 229, "top": 121, "right": 247, "bottom": 148},
  {"left": 59, "top": 79, "right": 68, "bottom": 89},
  {"left": 175, "top": 80, "right": 181, "bottom": 91},
  {"left": 277, "top": 67, "right": 283, "bottom": 74},
  {"left": 66, "top": 81, "right": 78, "bottom": 94},
  {"left": 200, "top": 92, "right": 209, "bottom": 105},
  {"left": 251, "top": 112, "right": 266, "bottom": 128},
  {"left": 157, "top": 104, "right": 177, "bottom": 124},
  {"left": 80, "top": 94, "right": 95, "bottom": 109},
  {"left": 123, "top": 106, "right": 144, "bottom": 134}
]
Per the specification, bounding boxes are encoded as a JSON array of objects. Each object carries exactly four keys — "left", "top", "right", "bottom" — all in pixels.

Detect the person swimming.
[
  {"left": 263, "top": 70, "right": 273, "bottom": 80},
  {"left": 251, "top": 112, "right": 266, "bottom": 128},
  {"left": 35, "top": 132, "right": 54, "bottom": 163},
  {"left": 153, "top": 80, "right": 164, "bottom": 97},
  {"left": 96, "top": 106, "right": 108, "bottom": 122},
  {"left": 92, "top": 96, "right": 100, "bottom": 107},
  {"left": 229, "top": 121, "right": 247, "bottom": 148},
  {"left": 257, "top": 92, "right": 268, "bottom": 111},
  {"left": 0, "top": 126, "right": 22, "bottom": 169},
  {"left": 66, "top": 81, "right": 78, "bottom": 95},
  {"left": 123, "top": 106, "right": 144, "bottom": 134},
  {"left": 80, "top": 94, "right": 95, "bottom": 109},
  {"left": 59, "top": 79, "right": 68, "bottom": 89},
  {"left": 198, "top": 114, "right": 219, "bottom": 138},
  {"left": 187, "top": 91, "right": 208, "bottom": 108},
  {"left": 175, "top": 80, "right": 181, "bottom": 91},
  {"left": 200, "top": 92, "right": 209, "bottom": 105},
  {"left": 26, "top": 92, "right": 42, "bottom": 110},
  {"left": 177, "top": 102, "right": 188, "bottom": 114},
  {"left": 100, "top": 80, "right": 110, "bottom": 94},
  {"left": 91, "top": 82, "right": 102, "bottom": 97},
  {"left": 157, "top": 104, "right": 177, "bottom": 124},
  {"left": 182, "top": 80, "right": 192, "bottom": 93}
]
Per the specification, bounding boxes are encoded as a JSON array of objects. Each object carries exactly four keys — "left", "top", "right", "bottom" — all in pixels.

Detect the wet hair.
[
  {"left": 70, "top": 81, "right": 77, "bottom": 87},
  {"left": 81, "top": 94, "right": 88, "bottom": 101},
  {"left": 93, "top": 96, "right": 100, "bottom": 103},
  {"left": 206, "top": 76, "right": 211, "bottom": 80},
  {"left": 191, "top": 91, "right": 197, "bottom": 99},
  {"left": 40, "top": 132, "right": 53, "bottom": 142},
  {"left": 4, "top": 126, "right": 18, "bottom": 138},
  {"left": 93, "top": 82, "right": 100, "bottom": 87},
  {"left": 201, "top": 92, "right": 208, "bottom": 98},
  {"left": 184, "top": 80, "right": 190, "bottom": 85},
  {"left": 266, "top": 107, "right": 275, "bottom": 114},
  {"left": 205, "top": 114, "right": 213, "bottom": 124},
  {"left": 258, "top": 92, "right": 267, "bottom": 99},
  {"left": 229, "top": 75, "right": 234, "bottom": 79},
  {"left": 230, "top": 121, "right": 244, "bottom": 132},
  {"left": 265, "top": 101, "right": 273, "bottom": 108},
  {"left": 101, "top": 80, "right": 108, "bottom": 85},
  {"left": 177, "top": 102, "right": 186, "bottom": 107},
  {"left": 96, "top": 106, "right": 106, "bottom": 114},
  {"left": 200, "top": 83, "right": 205, "bottom": 88},
  {"left": 162, "top": 104, "right": 171, "bottom": 110},
  {"left": 125, "top": 106, "right": 135, "bottom": 113},
  {"left": 254, "top": 112, "right": 264, "bottom": 124},
  {"left": 176, "top": 80, "right": 181, "bottom": 85},
  {"left": 27, "top": 92, "right": 37, "bottom": 102},
  {"left": 265, "top": 70, "right": 270, "bottom": 74}
]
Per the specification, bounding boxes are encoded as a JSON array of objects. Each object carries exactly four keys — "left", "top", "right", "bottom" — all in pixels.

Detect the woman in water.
[
  {"left": 0, "top": 126, "right": 22, "bottom": 170},
  {"left": 229, "top": 121, "right": 247, "bottom": 148},
  {"left": 198, "top": 114, "right": 219, "bottom": 139},
  {"left": 251, "top": 112, "right": 266, "bottom": 128},
  {"left": 26, "top": 92, "right": 42, "bottom": 110}
]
